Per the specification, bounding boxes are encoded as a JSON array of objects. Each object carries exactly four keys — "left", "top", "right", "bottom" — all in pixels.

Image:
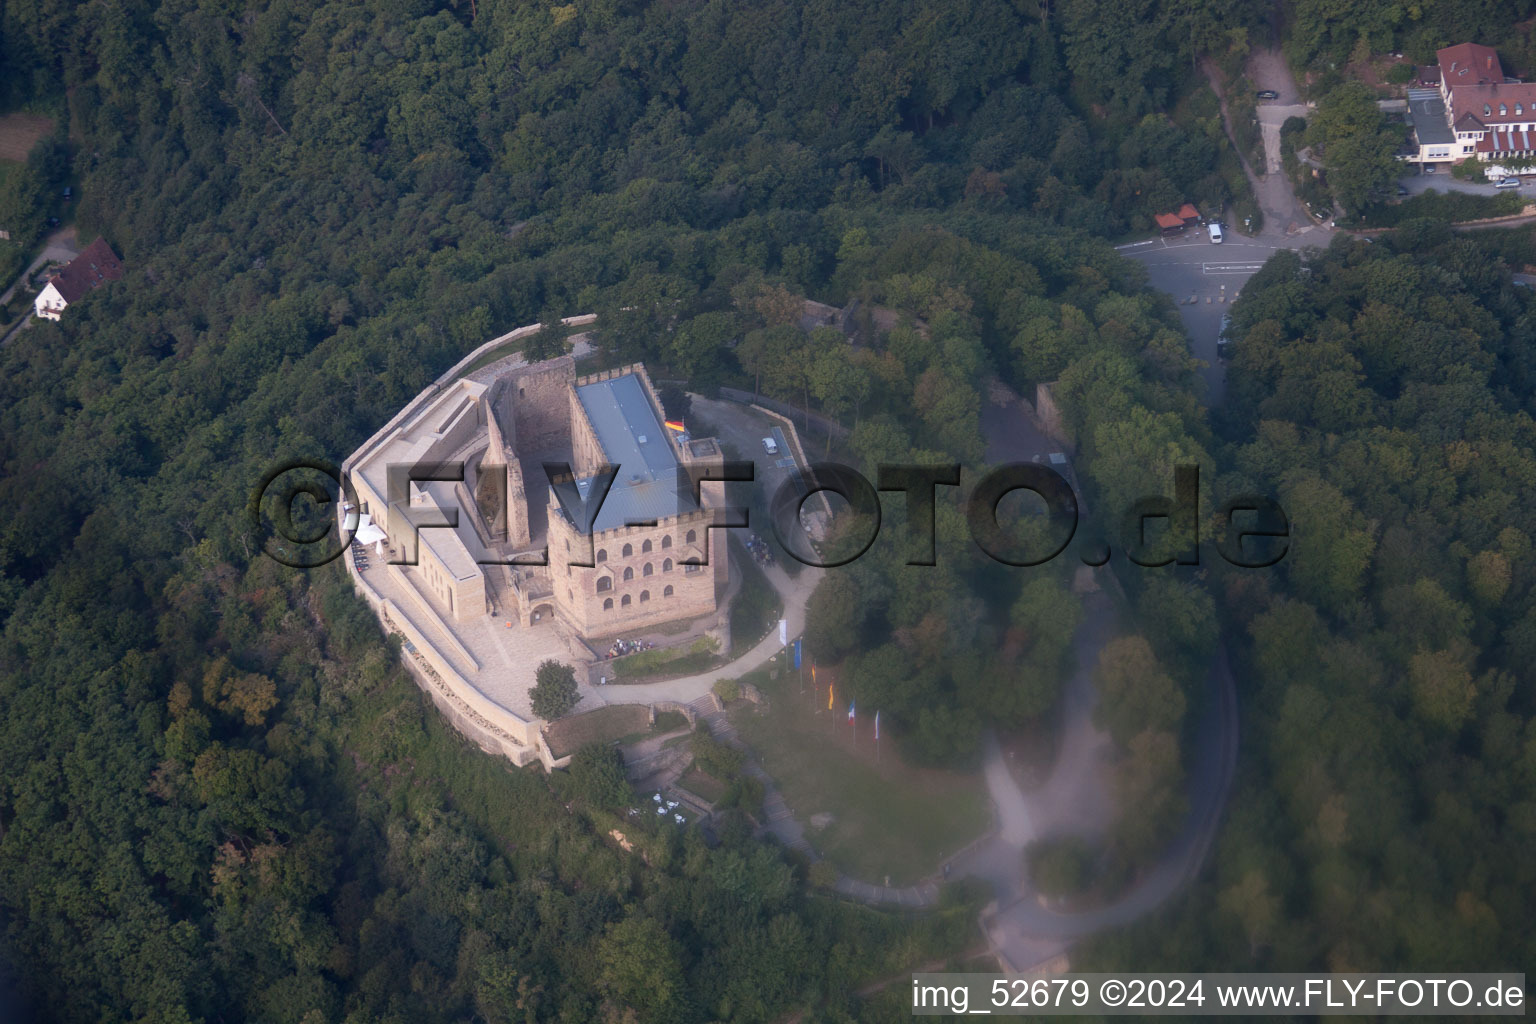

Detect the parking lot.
[{"left": 1398, "top": 168, "right": 1532, "bottom": 197}]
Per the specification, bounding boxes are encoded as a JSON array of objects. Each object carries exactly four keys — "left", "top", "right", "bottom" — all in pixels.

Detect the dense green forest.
[
  {"left": 3, "top": 0, "right": 1534, "bottom": 1018},
  {"left": 1286, "top": 0, "right": 1536, "bottom": 68},
  {"left": 1087, "top": 226, "right": 1536, "bottom": 975}
]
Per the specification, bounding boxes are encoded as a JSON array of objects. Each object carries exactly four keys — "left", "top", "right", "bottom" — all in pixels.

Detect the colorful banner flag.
[
  {"left": 664, "top": 419, "right": 685, "bottom": 432},
  {"left": 827, "top": 682, "right": 834, "bottom": 710},
  {"left": 793, "top": 637, "right": 802, "bottom": 669},
  {"left": 847, "top": 701, "right": 856, "bottom": 722}
]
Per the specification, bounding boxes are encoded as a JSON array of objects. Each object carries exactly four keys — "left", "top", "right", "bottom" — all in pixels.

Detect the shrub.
[
  {"left": 712, "top": 677, "right": 739, "bottom": 702},
  {"left": 689, "top": 731, "right": 744, "bottom": 779},
  {"left": 1363, "top": 189, "right": 1523, "bottom": 228},
  {"left": 808, "top": 860, "right": 840, "bottom": 889}
]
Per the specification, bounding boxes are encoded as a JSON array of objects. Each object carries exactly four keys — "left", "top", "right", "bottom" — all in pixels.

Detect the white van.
[{"left": 1209, "top": 222, "right": 1224, "bottom": 243}]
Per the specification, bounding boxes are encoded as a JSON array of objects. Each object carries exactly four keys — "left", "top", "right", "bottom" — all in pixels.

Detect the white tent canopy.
[{"left": 353, "top": 512, "right": 387, "bottom": 546}]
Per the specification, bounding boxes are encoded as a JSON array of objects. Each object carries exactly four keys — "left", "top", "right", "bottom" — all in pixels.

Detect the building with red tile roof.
[{"left": 33, "top": 237, "right": 123, "bottom": 321}]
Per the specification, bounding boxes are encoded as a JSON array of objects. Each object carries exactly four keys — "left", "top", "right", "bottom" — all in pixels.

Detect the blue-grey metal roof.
[
  {"left": 1408, "top": 94, "right": 1454, "bottom": 145},
  {"left": 564, "top": 374, "right": 695, "bottom": 533}
]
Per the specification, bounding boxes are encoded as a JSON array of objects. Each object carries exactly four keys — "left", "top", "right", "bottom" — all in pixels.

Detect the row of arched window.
[
  {"left": 595, "top": 558, "right": 680, "bottom": 591},
  {"left": 594, "top": 530, "right": 697, "bottom": 563},
  {"left": 603, "top": 586, "right": 673, "bottom": 609}
]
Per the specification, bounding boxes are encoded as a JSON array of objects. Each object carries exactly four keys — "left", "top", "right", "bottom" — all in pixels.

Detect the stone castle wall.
[{"left": 548, "top": 503, "right": 724, "bottom": 638}]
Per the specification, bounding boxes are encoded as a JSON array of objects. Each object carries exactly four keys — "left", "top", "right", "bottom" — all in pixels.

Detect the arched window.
[
  {"left": 603, "top": 598, "right": 613, "bottom": 610},
  {"left": 1501, "top": 103, "right": 1508, "bottom": 116},
  {"left": 1486, "top": 104, "right": 1493, "bottom": 116},
  {"left": 565, "top": 539, "right": 570, "bottom": 552},
  {"left": 664, "top": 585, "right": 674, "bottom": 597},
  {"left": 661, "top": 535, "right": 672, "bottom": 549},
  {"left": 640, "top": 590, "right": 650, "bottom": 603},
  {"left": 622, "top": 543, "right": 633, "bottom": 557},
  {"left": 596, "top": 548, "right": 607, "bottom": 562},
  {"left": 623, "top": 567, "right": 634, "bottom": 581},
  {"left": 686, "top": 529, "right": 697, "bottom": 543},
  {"left": 642, "top": 539, "right": 652, "bottom": 553},
  {"left": 621, "top": 594, "right": 631, "bottom": 606},
  {"left": 643, "top": 563, "right": 654, "bottom": 577},
  {"left": 597, "top": 576, "right": 612, "bottom": 592},
  {"left": 663, "top": 558, "right": 673, "bottom": 572}
]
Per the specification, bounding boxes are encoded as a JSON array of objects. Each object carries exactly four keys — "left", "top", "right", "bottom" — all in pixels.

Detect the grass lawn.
[
  {"left": 676, "top": 767, "right": 728, "bottom": 805},
  {"left": 610, "top": 635, "right": 721, "bottom": 681},
  {"left": 729, "top": 540, "right": 782, "bottom": 651},
  {"left": 731, "top": 669, "right": 989, "bottom": 886},
  {"left": 543, "top": 703, "right": 652, "bottom": 758}
]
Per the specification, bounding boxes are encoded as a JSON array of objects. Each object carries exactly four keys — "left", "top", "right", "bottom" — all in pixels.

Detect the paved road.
[
  {"left": 1120, "top": 47, "right": 1332, "bottom": 405},
  {"left": 0, "top": 225, "right": 77, "bottom": 308},
  {"left": 974, "top": 633, "right": 1238, "bottom": 970},
  {"left": 1118, "top": 234, "right": 1316, "bottom": 403},
  {"left": 0, "top": 226, "right": 79, "bottom": 348},
  {"left": 594, "top": 556, "right": 822, "bottom": 706}
]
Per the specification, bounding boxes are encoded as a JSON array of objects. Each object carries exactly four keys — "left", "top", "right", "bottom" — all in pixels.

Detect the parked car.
[
  {"left": 761, "top": 437, "right": 778, "bottom": 455},
  {"left": 1496, "top": 177, "right": 1522, "bottom": 189},
  {"left": 1396, "top": 185, "right": 1410, "bottom": 196},
  {"left": 1255, "top": 89, "right": 1279, "bottom": 100},
  {"left": 1208, "top": 222, "right": 1223, "bottom": 244},
  {"left": 1423, "top": 165, "right": 1436, "bottom": 173},
  {"left": 61, "top": 186, "right": 71, "bottom": 200}
]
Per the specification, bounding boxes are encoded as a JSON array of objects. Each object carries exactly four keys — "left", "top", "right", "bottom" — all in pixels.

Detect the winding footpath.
[{"left": 642, "top": 385, "right": 1242, "bottom": 972}]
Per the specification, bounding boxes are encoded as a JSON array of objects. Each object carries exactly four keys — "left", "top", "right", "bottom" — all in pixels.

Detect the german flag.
[{"left": 664, "top": 419, "right": 685, "bottom": 432}]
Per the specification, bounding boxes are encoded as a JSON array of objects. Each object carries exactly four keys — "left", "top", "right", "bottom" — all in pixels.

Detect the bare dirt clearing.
[{"left": 0, "top": 113, "right": 55, "bottom": 162}]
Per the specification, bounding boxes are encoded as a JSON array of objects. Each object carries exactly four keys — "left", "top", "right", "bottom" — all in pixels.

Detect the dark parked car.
[{"left": 1256, "top": 89, "right": 1279, "bottom": 100}]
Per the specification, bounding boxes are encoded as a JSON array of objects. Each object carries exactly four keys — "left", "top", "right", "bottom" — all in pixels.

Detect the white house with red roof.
[
  {"left": 33, "top": 237, "right": 124, "bottom": 321},
  {"left": 1409, "top": 42, "right": 1536, "bottom": 171}
]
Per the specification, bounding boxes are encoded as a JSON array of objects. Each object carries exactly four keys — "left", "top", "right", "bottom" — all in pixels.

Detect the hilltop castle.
[{"left": 348, "top": 357, "right": 729, "bottom": 641}]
